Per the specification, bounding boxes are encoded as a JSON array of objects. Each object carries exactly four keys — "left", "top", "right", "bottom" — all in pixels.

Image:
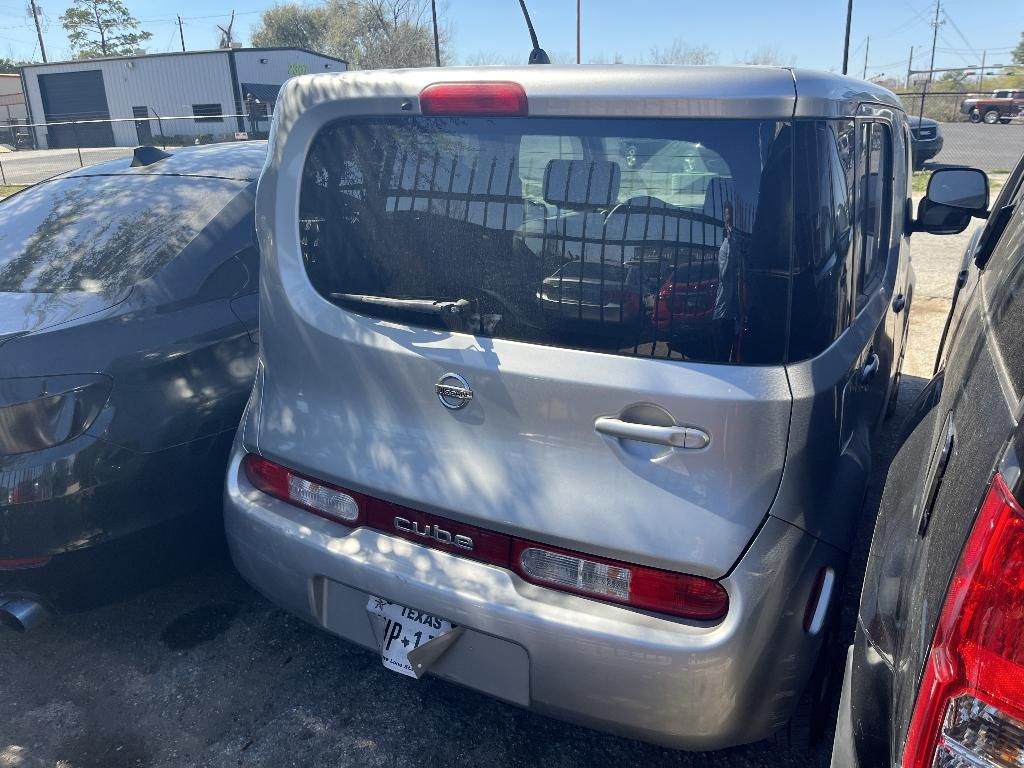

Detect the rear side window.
[
  {"left": 790, "top": 120, "right": 856, "bottom": 361},
  {"left": 0, "top": 175, "right": 247, "bottom": 294},
  {"left": 299, "top": 117, "right": 792, "bottom": 364},
  {"left": 854, "top": 121, "right": 893, "bottom": 298}
]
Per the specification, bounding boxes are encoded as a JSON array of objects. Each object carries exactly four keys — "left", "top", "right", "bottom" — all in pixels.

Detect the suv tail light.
[
  {"left": 903, "top": 473, "right": 1024, "bottom": 768},
  {"left": 419, "top": 82, "right": 528, "bottom": 116},
  {"left": 242, "top": 454, "right": 728, "bottom": 621}
]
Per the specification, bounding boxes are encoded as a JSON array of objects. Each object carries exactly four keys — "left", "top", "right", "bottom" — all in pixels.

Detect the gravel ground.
[{"left": 0, "top": 208, "right": 986, "bottom": 768}]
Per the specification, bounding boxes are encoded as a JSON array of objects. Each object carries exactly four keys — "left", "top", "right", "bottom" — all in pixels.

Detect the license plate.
[{"left": 366, "top": 596, "right": 454, "bottom": 678}]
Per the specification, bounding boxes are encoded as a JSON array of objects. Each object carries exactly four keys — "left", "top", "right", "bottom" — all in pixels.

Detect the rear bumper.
[
  {"left": 0, "top": 429, "right": 232, "bottom": 612},
  {"left": 912, "top": 136, "right": 943, "bottom": 161},
  {"left": 225, "top": 447, "right": 846, "bottom": 750},
  {"left": 830, "top": 617, "right": 897, "bottom": 767},
  {"left": 831, "top": 645, "right": 858, "bottom": 767},
  {"left": 537, "top": 296, "right": 639, "bottom": 324}
]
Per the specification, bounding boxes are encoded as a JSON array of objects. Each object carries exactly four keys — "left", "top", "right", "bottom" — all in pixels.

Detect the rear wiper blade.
[
  {"left": 330, "top": 294, "right": 471, "bottom": 316},
  {"left": 329, "top": 293, "right": 473, "bottom": 330}
]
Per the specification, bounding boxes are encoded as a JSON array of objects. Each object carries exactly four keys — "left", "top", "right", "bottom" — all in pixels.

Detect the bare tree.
[
  {"left": 646, "top": 40, "right": 718, "bottom": 66},
  {"left": 586, "top": 51, "right": 625, "bottom": 64},
  {"left": 739, "top": 46, "right": 795, "bottom": 66},
  {"left": 462, "top": 51, "right": 518, "bottom": 66}
]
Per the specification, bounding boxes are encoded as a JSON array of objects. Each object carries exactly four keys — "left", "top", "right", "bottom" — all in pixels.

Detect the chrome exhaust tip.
[{"left": 0, "top": 598, "right": 49, "bottom": 633}]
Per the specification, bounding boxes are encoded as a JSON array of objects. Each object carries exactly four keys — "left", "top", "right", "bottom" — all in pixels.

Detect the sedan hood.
[{"left": 0, "top": 290, "right": 127, "bottom": 346}]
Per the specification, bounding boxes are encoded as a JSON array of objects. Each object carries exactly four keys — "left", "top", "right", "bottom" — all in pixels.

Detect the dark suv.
[{"left": 831, "top": 154, "right": 1024, "bottom": 766}]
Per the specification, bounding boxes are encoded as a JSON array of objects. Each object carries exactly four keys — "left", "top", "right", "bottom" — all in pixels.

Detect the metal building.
[
  {"left": 0, "top": 73, "right": 28, "bottom": 146},
  {"left": 20, "top": 47, "right": 346, "bottom": 149}
]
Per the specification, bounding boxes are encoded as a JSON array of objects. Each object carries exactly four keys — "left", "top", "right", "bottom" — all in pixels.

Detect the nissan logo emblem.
[{"left": 435, "top": 373, "right": 473, "bottom": 410}]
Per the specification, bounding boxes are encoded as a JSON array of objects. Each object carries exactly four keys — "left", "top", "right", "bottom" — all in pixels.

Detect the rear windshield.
[
  {"left": 300, "top": 117, "right": 792, "bottom": 364},
  {"left": 0, "top": 175, "right": 247, "bottom": 294}
]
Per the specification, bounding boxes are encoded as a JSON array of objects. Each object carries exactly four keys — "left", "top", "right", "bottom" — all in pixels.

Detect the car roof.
[
  {"left": 272, "top": 65, "right": 902, "bottom": 128},
  {"left": 62, "top": 140, "right": 268, "bottom": 182}
]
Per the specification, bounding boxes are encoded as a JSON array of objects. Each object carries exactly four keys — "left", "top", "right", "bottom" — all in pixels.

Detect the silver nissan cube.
[{"left": 225, "top": 66, "right": 940, "bottom": 748}]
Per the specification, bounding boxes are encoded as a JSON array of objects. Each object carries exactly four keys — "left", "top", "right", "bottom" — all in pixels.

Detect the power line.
[
  {"left": 900, "top": 0, "right": 974, "bottom": 67},
  {"left": 873, "top": 13, "right": 924, "bottom": 40},
  {"left": 942, "top": 10, "right": 976, "bottom": 54},
  {"left": 938, "top": 45, "right": 1015, "bottom": 53}
]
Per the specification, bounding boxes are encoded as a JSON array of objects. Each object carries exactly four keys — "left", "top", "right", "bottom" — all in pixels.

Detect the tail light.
[
  {"left": 903, "top": 473, "right": 1024, "bottom": 768},
  {"left": 513, "top": 540, "right": 728, "bottom": 620},
  {"left": 658, "top": 272, "right": 678, "bottom": 298},
  {"left": 0, "top": 374, "right": 111, "bottom": 456},
  {"left": 0, "top": 556, "right": 52, "bottom": 571},
  {"left": 419, "top": 82, "right": 527, "bottom": 116},
  {"left": 243, "top": 454, "right": 360, "bottom": 525},
  {"left": 242, "top": 454, "right": 729, "bottom": 621}
]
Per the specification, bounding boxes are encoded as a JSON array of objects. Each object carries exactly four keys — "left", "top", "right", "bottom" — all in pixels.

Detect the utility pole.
[
  {"left": 576, "top": 0, "right": 581, "bottom": 64},
  {"left": 920, "top": 0, "right": 943, "bottom": 123},
  {"left": 177, "top": 14, "right": 185, "bottom": 52},
  {"left": 862, "top": 36, "right": 870, "bottom": 79},
  {"left": 926, "top": 0, "right": 942, "bottom": 87},
  {"left": 217, "top": 10, "right": 235, "bottom": 47},
  {"left": 28, "top": 0, "right": 46, "bottom": 63},
  {"left": 841, "top": 0, "right": 853, "bottom": 74},
  {"left": 906, "top": 46, "right": 914, "bottom": 89},
  {"left": 978, "top": 49, "right": 986, "bottom": 92},
  {"left": 430, "top": 0, "right": 440, "bottom": 66}
]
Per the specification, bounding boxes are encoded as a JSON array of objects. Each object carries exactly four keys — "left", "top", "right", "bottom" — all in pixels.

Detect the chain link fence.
[
  {"left": 0, "top": 113, "right": 268, "bottom": 187},
  {"left": 896, "top": 90, "right": 1023, "bottom": 175},
  {"left": 2, "top": 97, "right": 1021, "bottom": 189}
]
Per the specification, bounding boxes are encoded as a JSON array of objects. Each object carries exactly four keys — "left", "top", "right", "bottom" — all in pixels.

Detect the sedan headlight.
[{"left": 0, "top": 374, "right": 112, "bottom": 456}]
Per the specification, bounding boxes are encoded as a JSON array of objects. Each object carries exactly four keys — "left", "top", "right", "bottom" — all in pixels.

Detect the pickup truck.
[{"left": 960, "top": 89, "right": 1024, "bottom": 124}]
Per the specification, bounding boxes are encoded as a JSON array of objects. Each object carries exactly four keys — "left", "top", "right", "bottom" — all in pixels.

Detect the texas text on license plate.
[{"left": 367, "top": 596, "right": 454, "bottom": 678}]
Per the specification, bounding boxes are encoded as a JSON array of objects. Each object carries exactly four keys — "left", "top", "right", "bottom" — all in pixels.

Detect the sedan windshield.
[{"left": 0, "top": 175, "right": 247, "bottom": 294}]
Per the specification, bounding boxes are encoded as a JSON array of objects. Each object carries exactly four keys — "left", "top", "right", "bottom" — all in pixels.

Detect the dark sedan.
[
  {"left": 0, "top": 142, "right": 263, "bottom": 629},
  {"left": 909, "top": 115, "right": 944, "bottom": 169}
]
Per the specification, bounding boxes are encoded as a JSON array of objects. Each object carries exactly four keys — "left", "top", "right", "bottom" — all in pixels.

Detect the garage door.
[{"left": 39, "top": 70, "right": 115, "bottom": 148}]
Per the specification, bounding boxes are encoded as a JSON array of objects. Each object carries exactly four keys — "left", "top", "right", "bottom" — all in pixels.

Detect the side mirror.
[{"left": 915, "top": 167, "right": 989, "bottom": 235}]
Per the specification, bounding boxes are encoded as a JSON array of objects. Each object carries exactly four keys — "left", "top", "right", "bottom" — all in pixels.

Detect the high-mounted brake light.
[
  {"left": 242, "top": 454, "right": 728, "bottom": 622},
  {"left": 903, "top": 473, "right": 1024, "bottom": 768},
  {"left": 419, "top": 82, "right": 528, "bottom": 116}
]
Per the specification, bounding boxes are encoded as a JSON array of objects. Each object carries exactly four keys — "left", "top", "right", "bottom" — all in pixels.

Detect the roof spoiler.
[{"left": 130, "top": 146, "right": 171, "bottom": 167}]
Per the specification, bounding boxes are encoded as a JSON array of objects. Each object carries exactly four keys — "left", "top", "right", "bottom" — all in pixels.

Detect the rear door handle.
[
  {"left": 594, "top": 417, "right": 710, "bottom": 449},
  {"left": 892, "top": 293, "right": 906, "bottom": 313},
  {"left": 860, "top": 353, "right": 880, "bottom": 384}
]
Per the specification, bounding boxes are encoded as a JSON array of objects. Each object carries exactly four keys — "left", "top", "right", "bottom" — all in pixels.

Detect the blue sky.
[{"left": 1, "top": 0, "right": 1020, "bottom": 81}]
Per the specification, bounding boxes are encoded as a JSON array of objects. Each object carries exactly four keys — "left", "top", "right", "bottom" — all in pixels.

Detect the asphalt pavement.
[{"left": 923, "top": 122, "right": 1024, "bottom": 173}]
